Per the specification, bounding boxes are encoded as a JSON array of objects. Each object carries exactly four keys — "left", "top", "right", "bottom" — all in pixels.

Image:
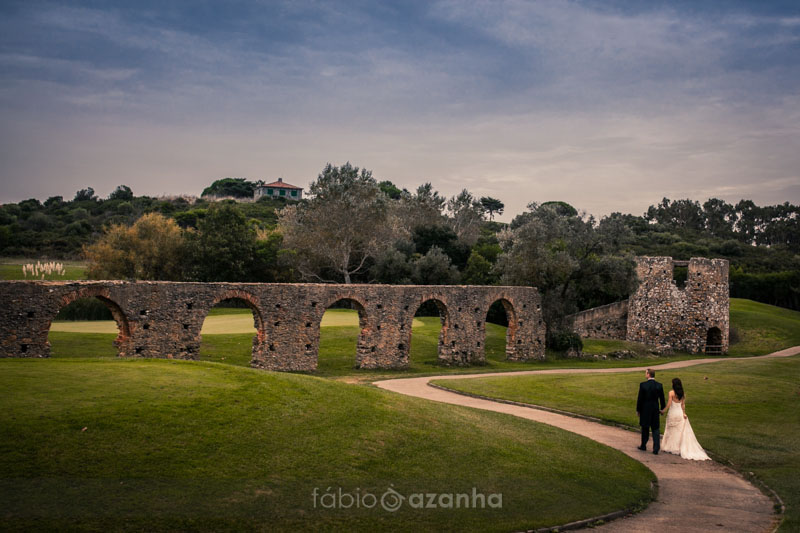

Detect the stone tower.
[{"left": 626, "top": 257, "right": 729, "bottom": 354}]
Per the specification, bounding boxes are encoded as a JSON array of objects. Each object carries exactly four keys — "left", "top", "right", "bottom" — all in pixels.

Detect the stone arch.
[
  {"left": 50, "top": 287, "right": 131, "bottom": 356},
  {"left": 705, "top": 327, "right": 723, "bottom": 355},
  {"left": 317, "top": 296, "right": 370, "bottom": 368},
  {"left": 199, "top": 289, "right": 266, "bottom": 359},
  {"left": 407, "top": 297, "right": 451, "bottom": 364},
  {"left": 485, "top": 298, "right": 518, "bottom": 360}
]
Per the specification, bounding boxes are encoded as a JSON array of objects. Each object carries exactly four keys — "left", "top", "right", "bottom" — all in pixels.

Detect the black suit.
[{"left": 637, "top": 378, "right": 666, "bottom": 452}]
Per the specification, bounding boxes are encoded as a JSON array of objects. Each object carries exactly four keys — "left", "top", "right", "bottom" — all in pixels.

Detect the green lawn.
[
  {"left": 728, "top": 298, "right": 800, "bottom": 356},
  {"left": 0, "top": 258, "right": 86, "bottom": 281},
  {"left": 0, "top": 359, "right": 654, "bottom": 532},
  {"left": 432, "top": 356, "right": 800, "bottom": 531}
]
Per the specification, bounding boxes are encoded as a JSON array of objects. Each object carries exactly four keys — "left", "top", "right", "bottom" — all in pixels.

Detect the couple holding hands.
[{"left": 636, "top": 368, "right": 710, "bottom": 461}]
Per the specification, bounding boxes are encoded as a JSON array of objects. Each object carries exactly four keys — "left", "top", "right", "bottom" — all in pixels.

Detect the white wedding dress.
[{"left": 661, "top": 398, "right": 710, "bottom": 461}]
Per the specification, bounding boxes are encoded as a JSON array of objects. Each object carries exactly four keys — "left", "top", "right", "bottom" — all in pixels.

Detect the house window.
[
  {"left": 267, "top": 188, "right": 273, "bottom": 195},
  {"left": 280, "top": 189, "right": 286, "bottom": 196},
  {"left": 291, "top": 190, "right": 298, "bottom": 197}
]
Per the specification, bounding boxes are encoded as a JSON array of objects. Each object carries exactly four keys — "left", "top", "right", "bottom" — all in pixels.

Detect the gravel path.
[{"left": 375, "top": 347, "right": 800, "bottom": 532}]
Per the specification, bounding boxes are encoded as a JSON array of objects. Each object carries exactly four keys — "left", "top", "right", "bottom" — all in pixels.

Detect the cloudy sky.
[{"left": 1, "top": 0, "right": 799, "bottom": 220}]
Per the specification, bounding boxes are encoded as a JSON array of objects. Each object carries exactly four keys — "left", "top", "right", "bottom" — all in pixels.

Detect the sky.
[{"left": 1, "top": 0, "right": 799, "bottom": 221}]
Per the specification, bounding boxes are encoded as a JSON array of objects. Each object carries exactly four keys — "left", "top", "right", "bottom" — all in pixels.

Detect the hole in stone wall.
[
  {"left": 199, "top": 297, "right": 262, "bottom": 366},
  {"left": 410, "top": 299, "right": 448, "bottom": 367},
  {"left": 705, "top": 327, "right": 723, "bottom": 355},
  {"left": 27, "top": 311, "right": 34, "bottom": 318},
  {"left": 319, "top": 298, "right": 367, "bottom": 372},
  {"left": 673, "top": 265, "right": 688, "bottom": 289},
  {"left": 48, "top": 295, "right": 127, "bottom": 358},
  {"left": 485, "top": 299, "right": 516, "bottom": 362}
]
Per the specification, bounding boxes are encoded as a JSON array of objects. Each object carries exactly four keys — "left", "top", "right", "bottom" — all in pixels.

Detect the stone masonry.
[
  {"left": 626, "top": 257, "right": 729, "bottom": 354},
  {"left": 0, "top": 282, "right": 545, "bottom": 370},
  {"left": 570, "top": 300, "right": 629, "bottom": 340},
  {"left": 571, "top": 257, "right": 729, "bottom": 354}
]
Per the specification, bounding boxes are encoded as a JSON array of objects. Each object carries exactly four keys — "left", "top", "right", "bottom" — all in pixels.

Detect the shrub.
[{"left": 547, "top": 329, "right": 584, "bottom": 352}]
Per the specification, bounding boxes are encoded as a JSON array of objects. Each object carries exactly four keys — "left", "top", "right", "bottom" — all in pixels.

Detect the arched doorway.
[
  {"left": 317, "top": 298, "right": 368, "bottom": 372},
  {"left": 705, "top": 327, "right": 723, "bottom": 355},
  {"left": 409, "top": 299, "right": 449, "bottom": 366},
  {"left": 48, "top": 292, "right": 131, "bottom": 358},
  {"left": 485, "top": 299, "right": 517, "bottom": 362},
  {"left": 199, "top": 295, "right": 265, "bottom": 366}
]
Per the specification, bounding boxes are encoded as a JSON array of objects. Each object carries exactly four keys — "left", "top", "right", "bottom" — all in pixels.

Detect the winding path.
[{"left": 375, "top": 347, "right": 800, "bottom": 532}]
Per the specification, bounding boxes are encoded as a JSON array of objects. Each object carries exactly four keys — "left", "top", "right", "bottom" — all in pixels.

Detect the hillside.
[{"left": 0, "top": 359, "right": 653, "bottom": 531}]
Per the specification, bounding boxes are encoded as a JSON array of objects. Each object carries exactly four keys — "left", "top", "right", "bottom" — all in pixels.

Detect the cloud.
[{"left": 0, "top": 1, "right": 797, "bottom": 217}]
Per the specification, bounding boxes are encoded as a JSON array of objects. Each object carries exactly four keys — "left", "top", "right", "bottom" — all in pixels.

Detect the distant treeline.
[{"left": 1, "top": 174, "right": 798, "bottom": 319}]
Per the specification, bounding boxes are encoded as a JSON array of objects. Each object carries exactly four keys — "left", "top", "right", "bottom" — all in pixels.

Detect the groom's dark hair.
[{"left": 647, "top": 368, "right": 655, "bottom": 378}]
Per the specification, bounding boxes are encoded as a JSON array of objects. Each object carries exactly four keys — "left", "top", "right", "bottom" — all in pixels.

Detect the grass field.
[
  {"left": 0, "top": 359, "right": 654, "bottom": 531},
  {"left": 728, "top": 298, "right": 800, "bottom": 356},
  {"left": 432, "top": 356, "right": 800, "bottom": 531},
  {"left": 0, "top": 259, "right": 87, "bottom": 281}
]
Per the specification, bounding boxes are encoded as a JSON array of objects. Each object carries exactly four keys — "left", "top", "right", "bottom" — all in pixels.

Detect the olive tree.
[{"left": 278, "top": 163, "right": 404, "bottom": 283}]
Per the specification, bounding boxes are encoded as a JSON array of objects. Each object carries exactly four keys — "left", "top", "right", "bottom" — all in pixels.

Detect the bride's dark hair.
[{"left": 672, "top": 378, "right": 684, "bottom": 400}]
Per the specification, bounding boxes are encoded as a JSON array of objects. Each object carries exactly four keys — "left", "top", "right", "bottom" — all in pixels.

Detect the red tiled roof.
[{"left": 260, "top": 180, "right": 303, "bottom": 190}]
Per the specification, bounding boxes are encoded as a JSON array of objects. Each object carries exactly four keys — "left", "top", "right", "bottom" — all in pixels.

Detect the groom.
[{"left": 636, "top": 368, "right": 666, "bottom": 454}]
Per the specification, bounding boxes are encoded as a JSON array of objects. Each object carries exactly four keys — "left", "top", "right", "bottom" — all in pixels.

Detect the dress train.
[{"left": 660, "top": 400, "right": 710, "bottom": 461}]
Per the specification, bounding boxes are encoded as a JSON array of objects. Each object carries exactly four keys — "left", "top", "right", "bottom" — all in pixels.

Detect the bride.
[{"left": 660, "top": 378, "right": 710, "bottom": 461}]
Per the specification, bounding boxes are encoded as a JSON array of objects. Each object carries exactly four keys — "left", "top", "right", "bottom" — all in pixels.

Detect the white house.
[{"left": 253, "top": 178, "right": 303, "bottom": 201}]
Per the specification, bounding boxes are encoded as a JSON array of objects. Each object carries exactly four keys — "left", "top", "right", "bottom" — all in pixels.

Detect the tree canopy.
[
  {"left": 201, "top": 178, "right": 256, "bottom": 199},
  {"left": 278, "top": 163, "right": 403, "bottom": 283}
]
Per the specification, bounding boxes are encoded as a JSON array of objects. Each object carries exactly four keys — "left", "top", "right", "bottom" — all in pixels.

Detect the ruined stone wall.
[
  {"left": 570, "top": 300, "right": 628, "bottom": 340},
  {"left": 0, "top": 282, "right": 545, "bottom": 370},
  {"left": 626, "top": 257, "right": 729, "bottom": 354}
]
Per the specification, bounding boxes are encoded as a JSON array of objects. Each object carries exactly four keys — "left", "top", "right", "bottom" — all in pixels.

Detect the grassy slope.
[
  {"left": 433, "top": 357, "right": 800, "bottom": 531},
  {"left": 0, "top": 359, "right": 653, "bottom": 532},
  {"left": 728, "top": 298, "right": 800, "bottom": 356}
]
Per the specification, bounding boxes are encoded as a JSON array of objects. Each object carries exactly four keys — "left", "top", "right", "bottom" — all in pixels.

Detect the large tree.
[
  {"left": 480, "top": 197, "right": 504, "bottom": 220},
  {"left": 447, "top": 189, "right": 485, "bottom": 246},
  {"left": 497, "top": 203, "right": 637, "bottom": 336},
  {"left": 278, "top": 163, "right": 403, "bottom": 283},
  {"left": 185, "top": 204, "right": 264, "bottom": 282}
]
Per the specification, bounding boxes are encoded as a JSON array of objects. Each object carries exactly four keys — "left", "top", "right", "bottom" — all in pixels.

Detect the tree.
[
  {"left": 44, "top": 196, "right": 63, "bottom": 208},
  {"left": 462, "top": 250, "right": 495, "bottom": 285},
  {"left": 480, "top": 197, "right": 505, "bottom": 220},
  {"left": 185, "top": 204, "right": 261, "bottom": 282},
  {"left": 497, "top": 202, "right": 637, "bottom": 336},
  {"left": 84, "top": 213, "right": 185, "bottom": 280},
  {"left": 278, "top": 162, "right": 403, "bottom": 283},
  {"left": 74, "top": 188, "right": 96, "bottom": 202},
  {"left": 201, "top": 178, "right": 255, "bottom": 199},
  {"left": 411, "top": 246, "right": 460, "bottom": 285},
  {"left": 645, "top": 198, "right": 704, "bottom": 231},
  {"left": 400, "top": 183, "right": 447, "bottom": 230},
  {"left": 702, "top": 198, "right": 735, "bottom": 238},
  {"left": 109, "top": 185, "right": 134, "bottom": 201},
  {"left": 378, "top": 180, "right": 404, "bottom": 200},
  {"left": 446, "top": 189, "right": 485, "bottom": 246}
]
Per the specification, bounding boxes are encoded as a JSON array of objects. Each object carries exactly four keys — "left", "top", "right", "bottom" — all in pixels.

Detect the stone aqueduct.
[{"left": 0, "top": 282, "right": 546, "bottom": 370}]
